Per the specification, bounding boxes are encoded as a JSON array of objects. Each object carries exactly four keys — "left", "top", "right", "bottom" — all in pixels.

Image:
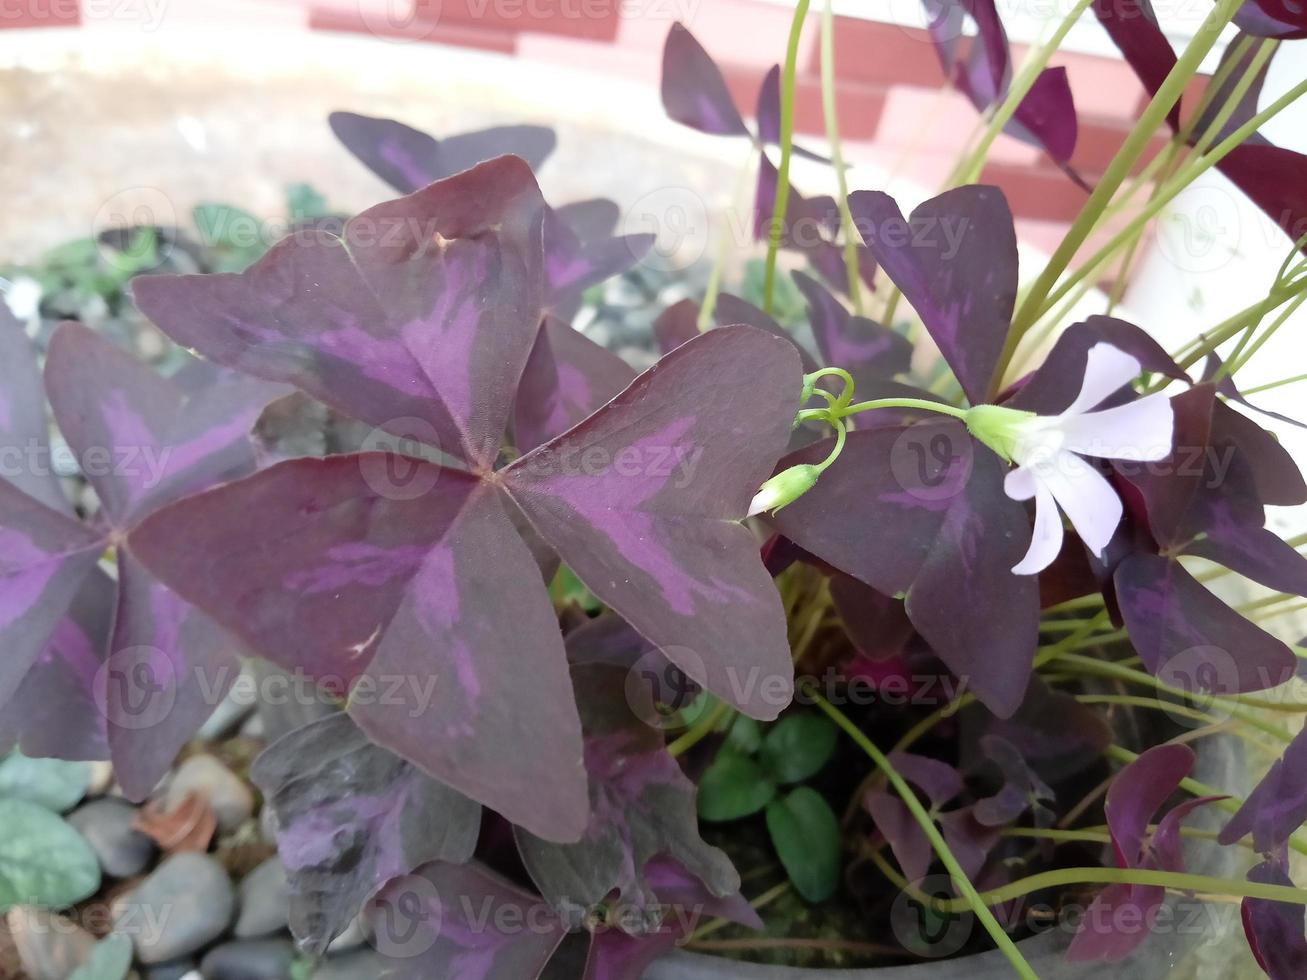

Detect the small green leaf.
[
  {"left": 697, "top": 752, "right": 777, "bottom": 822},
  {"left": 759, "top": 714, "right": 838, "bottom": 784},
  {"left": 286, "top": 182, "right": 330, "bottom": 221},
  {"left": 766, "top": 787, "right": 841, "bottom": 902},
  {"left": 0, "top": 799, "right": 101, "bottom": 911},
  {"left": 726, "top": 716, "right": 762, "bottom": 755},
  {"left": 69, "top": 934, "right": 133, "bottom": 980},
  {"left": 0, "top": 752, "right": 90, "bottom": 812},
  {"left": 192, "top": 203, "right": 267, "bottom": 272}
]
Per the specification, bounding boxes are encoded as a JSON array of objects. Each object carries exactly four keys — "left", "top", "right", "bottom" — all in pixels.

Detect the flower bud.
[
  {"left": 964, "top": 404, "right": 1036, "bottom": 463},
  {"left": 746, "top": 464, "right": 822, "bottom": 517}
]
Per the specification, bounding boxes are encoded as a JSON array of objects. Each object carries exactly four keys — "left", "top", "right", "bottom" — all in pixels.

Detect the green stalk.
[
  {"left": 998, "top": 0, "right": 1242, "bottom": 389},
  {"left": 1034, "top": 73, "right": 1307, "bottom": 329},
  {"left": 808, "top": 684, "right": 1038, "bottom": 980},
  {"left": 1243, "top": 371, "right": 1307, "bottom": 395},
  {"left": 762, "top": 0, "right": 811, "bottom": 315},
  {"left": 819, "top": 0, "right": 864, "bottom": 314}
]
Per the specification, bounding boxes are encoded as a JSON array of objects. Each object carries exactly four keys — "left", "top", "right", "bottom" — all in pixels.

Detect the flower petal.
[
  {"left": 1011, "top": 478, "right": 1064, "bottom": 575},
  {"left": 1056, "top": 392, "right": 1175, "bottom": 462},
  {"left": 1038, "top": 452, "right": 1123, "bottom": 557},
  {"left": 1060, "top": 343, "right": 1144, "bottom": 417},
  {"left": 1004, "top": 465, "right": 1038, "bottom": 501}
]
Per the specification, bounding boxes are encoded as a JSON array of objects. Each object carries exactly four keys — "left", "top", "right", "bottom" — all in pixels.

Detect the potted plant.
[{"left": 2, "top": 1, "right": 1307, "bottom": 978}]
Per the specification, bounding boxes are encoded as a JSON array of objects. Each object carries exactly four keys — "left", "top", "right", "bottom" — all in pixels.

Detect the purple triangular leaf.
[
  {"left": 793, "top": 272, "right": 912, "bottom": 386},
  {"left": 131, "top": 157, "right": 549, "bottom": 469},
  {"left": 128, "top": 457, "right": 589, "bottom": 841},
  {"left": 1203, "top": 354, "right": 1306, "bottom": 430},
  {"left": 1115, "top": 552, "right": 1295, "bottom": 693},
  {"left": 754, "top": 64, "right": 830, "bottom": 163},
  {"left": 1218, "top": 725, "right": 1307, "bottom": 852},
  {"left": 251, "top": 712, "right": 481, "bottom": 955},
  {"left": 0, "top": 479, "right": 105, "bottom": 710},
  {"left": 865, "top": 791, "right": 932, "bottom": 881},
  {"left": 653, "top": 299, "right": 702, "bottom": 355},
  {"left": 1241, "top": 851, "right": 1307, "bottom": 980},
  {"left": 514, "top": 317, "right": 638, "bottom": 455},
  {"left": 503, "top": 327, "right": 802, "bottom": 721},
  {"left": 105, "top": 553, "right": 241, "bottom": 801},
  {"left": 0, "top": 569, "right": 113, "bottom": 761},
  {"left": 0, "top": 306, "right": 68, "bottom": 512},
  {"left": 556, "top": 199, "right": 621, "bottom": 245},
  {"left": 1183, "top": 520, "right": 1307, "bottom": 597},
  {"left": 772, "top": 424, "right": 1036, "bottom": 716},
  {"left": 905, "top": 444, "right": 1038, "bottom": 717},
  {"left": 713, "top": 292, "right": 820, "bottom": 374},
  {"left": 44, "top": 322, "right": 283, "bottom": 525},
  {"left": 1237, "top": 0, "right": 1307, "bottom": 37},
  {"left": 829, "top": 574, "right": 914, "bottom": 662},
  {"left": 972, "top": 735, "right": 1055, "bottom": 827},
  {"left": 542, "top": 207, "right": 653, "bottom": 316},
  {"left": 661, "top": 23, "right": 750, "bottom": 138},
  {"left": 366, "top": 862, "right": 568, "bottom": 980},
  {"left": 847, "top": 186, "right": 1017, "bottom": 403},
  {"left": 329, "top": 110, "right": 556, "bottom": 194},
  {"left": 516, "top": 729, "right": 739, "bottom": 930}
]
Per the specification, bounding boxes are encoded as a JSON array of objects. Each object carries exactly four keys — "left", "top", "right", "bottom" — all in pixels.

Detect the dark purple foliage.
[
  {"left": 252, "top": 712, "right": 481, "bottom": 953},
  {"left": 1241, "top": 850, "right": 1307, "bottom": 979},
  {"left": 127, "top": 160, "right": 802, "bottom": 841},
  {"left": 771, "top": 425, "right": 1039, "bottom": 717},
  {"left": 847, "top": 185, "right": 1017, "bottom": 404},
  {"left": 1219, "top": 725, "right": 1307, "bottom": 852},
  {"left": 0, "top": 318, "right": 283, "bottom": 799},
  {"left": 328, "top": 110, "right": 557, "bottom": 193},
  {"left": 515, "top": 673, "right": 738, "bottom": 930},
  {"left": 1067, "top": 744, "right": 1222, "bottom": 961},
  {"left": 925, "top": 0, "right": 1079, "bottom": 167},
  {"left": 660, "top": 24, "right": 750, "bottom": 137}
]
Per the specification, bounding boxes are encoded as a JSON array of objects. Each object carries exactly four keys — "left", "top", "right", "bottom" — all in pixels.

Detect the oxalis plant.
[{"left": 4, "top": 1, "right": 1307, "bottom": 977}]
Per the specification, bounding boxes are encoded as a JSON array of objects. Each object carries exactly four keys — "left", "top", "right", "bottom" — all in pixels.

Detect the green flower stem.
[
  {"left": 762, "top": 0, "right": 811, "bottom": 315},
  {"left": 820, "top": 0, "right": 864, "bottom": 315},
  {"left": 1243, "top": 371, "right": 1307, "bottom": 396},
  {"left": 667, "top": 699, "right": 732, "bottom": 758},
  {"left": 950, "top": 0, "right": 1095, "bottom": 187},
  {"left": 1031, "top": 71, "right": 1307, "bottom": 329},
  {"left": 1167, "top": 277, "right": 1307, "bottom": 376},
  {"left": 941, "top": 867, "right": 1307, "bottom": 913},
  {"left": 1225, "top": 290, "right": 1307, "bottom": 377},
  {"left": 1075, "top": 693, "right": 1281, "bottom": 745},
  {"left": 997, "top": 0, "right": 1242, "bottom": 388},
  {"left": 1054, "top": 652, "right": 1304, "bottom": 736},
  {"left": 806, "top": 682, "right": 1039, "bottom": 980},
  {"left": 797, "top": 396, "right": 969, "bottom": 425}
]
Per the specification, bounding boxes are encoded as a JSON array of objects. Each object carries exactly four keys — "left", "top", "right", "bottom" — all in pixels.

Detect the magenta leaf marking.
[
  {"left": 106, "top": 553, "right": 241, "bottom": 801},
  {"left": 847, "top": 186, "right": 1017, "bottom": 404},
  {"left": 251, "top": 712, "right": 481, "bottom": 954},
  {"left": 0, "top": 569, "right": 114, "bottom": 761},
  {"left": 514, "top": 317, "right": 637, "bottom": 454},
  {"left": 0, "top": 480, "right": 105, "bottom": 711},
  {"left": 131, "top": 157, "right": 550, "bottom": 469},
  {"left": 129, "top": 456, "right": 588, "bottom": 842},
  {"left": 504, "top": 327, "right": 802, "bottom": 720},
  {"left": 329, "top": 110, "right": 557, "bottom": 194},
  {"left": 660, "top": 23, "right": 750, "bottom": 137},
  {"left": 44, "top": 322, "right": 284, "bottom": 525}
]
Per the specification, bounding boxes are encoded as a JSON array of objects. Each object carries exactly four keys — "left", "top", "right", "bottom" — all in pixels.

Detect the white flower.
[{"left": 967, "top": 343, "right": 1175, "bottom": 575}]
